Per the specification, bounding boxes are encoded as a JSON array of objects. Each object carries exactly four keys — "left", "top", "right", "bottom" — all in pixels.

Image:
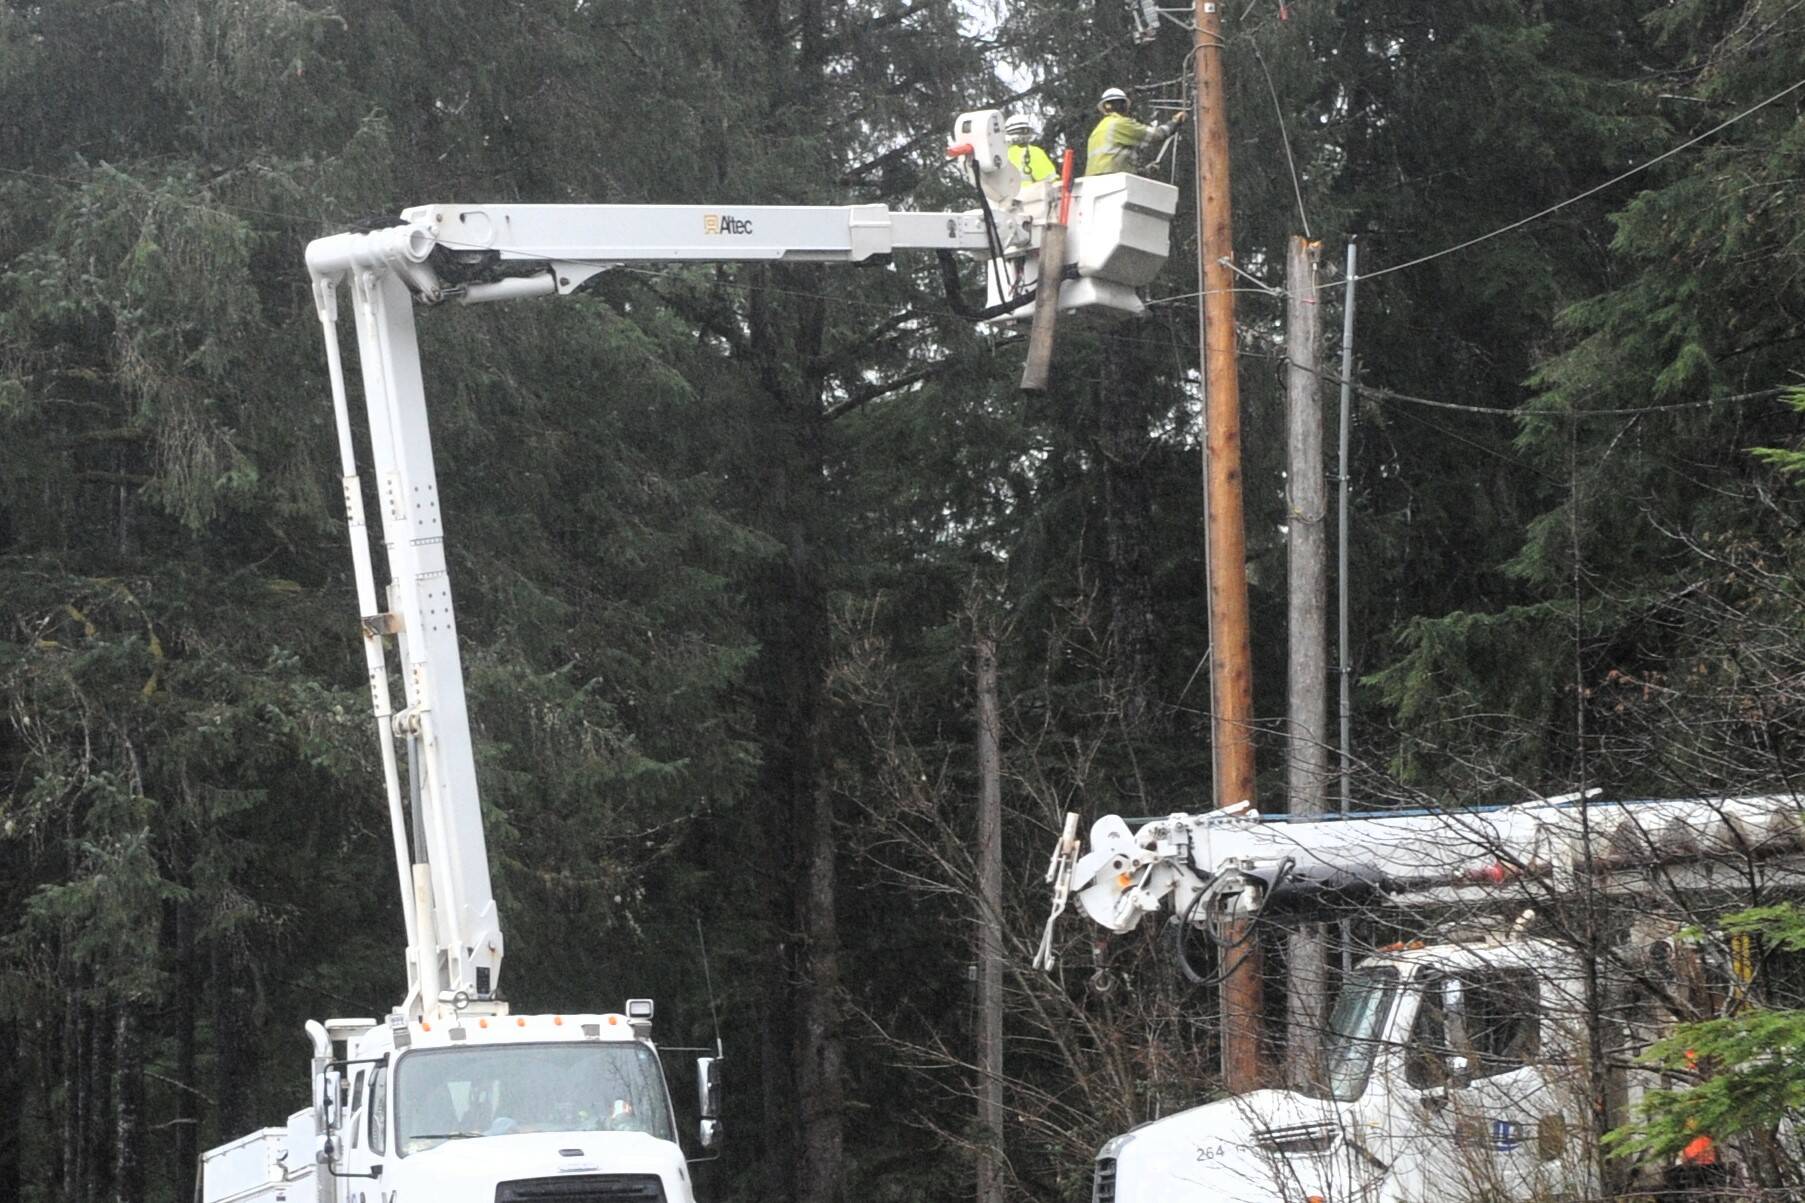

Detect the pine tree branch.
[
  {"left": 822, "top": 362, "right": 942, "bottom": 421},
  {"left": 144, "top": 1071, "right": 215, "bottom": 1108},
  {"left": 55, "top": 428, "right": 150, "bottom": 448},
  {"left": 814, "top": 309, "right": 922, "bottom": 376}
]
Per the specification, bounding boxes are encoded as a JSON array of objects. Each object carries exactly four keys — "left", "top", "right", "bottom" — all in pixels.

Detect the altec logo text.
[{"left": 703, "top": 213, "right": 754, "bottom": 235}]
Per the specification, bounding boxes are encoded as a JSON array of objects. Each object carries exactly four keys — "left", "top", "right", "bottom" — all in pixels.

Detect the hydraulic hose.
[
  {"left": 937, "top": 251, "right": 1039, "bottom": 321},
  {"left": 1169, "top": 857, "right": 1296, "bottom": 986}
]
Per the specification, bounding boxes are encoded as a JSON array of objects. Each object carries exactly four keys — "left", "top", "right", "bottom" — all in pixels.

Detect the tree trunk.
[
  {"left": 795, "top": 771, "right": 844, "bottom": 1203},
  {"left": 789, "top": 319, "right": 844, "bottom": 1203},
  {"left": 72, "top": 985, "right": 90, "bottom": 1203},
  {"left": 974, "top": 634, "right": 1006, "bottom": 1203},
  {"left": 744, "top": 261, "right": 843, "bottom": 1203},
  {"left": 114, "top": 1003, "right": 144, "bottom": 1203},
  {"left": 173, "top": 901, "right": 200, "bottom": 1201},
  {"left": 0, "top": 1016, "right": 19, "bottom": 1203},
  {"left": 757, "top": 959, "right": 798, "bottom": 1201},
  {"left": 90, "top": 995, "right": 115, "bottom": 1202},
  {"left": 43, "top": 1012, "right": 63, "bottom": 1203},
  {"left": 1099, "top": 337, "right": 1157, "bottom": 734},
  {"left": 212, "top": 939, "right": 247, "bottom": 1139},
  {"left": 1284, "top": 236, "right": 1332, "bottom": 1088}
]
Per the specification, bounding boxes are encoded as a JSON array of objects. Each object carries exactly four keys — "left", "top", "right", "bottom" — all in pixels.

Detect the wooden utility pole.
[
  {"left": 1283, "top": 236, "right": 1330, "bottom": 1088},
  {"left": 1194, "top": 0, "right": 1261, "bottom": 1092},
  {"left": 974, "top": 634, "right": 1005, "bottom": 1203},
  {"left": 1020, "top": 151, "right": 1077, "bottom": 394}
]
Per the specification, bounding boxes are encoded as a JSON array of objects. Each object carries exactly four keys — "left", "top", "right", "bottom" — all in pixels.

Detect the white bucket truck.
[{"left": 1039, "top": 793, "right": 1805, "bottom": 1203}]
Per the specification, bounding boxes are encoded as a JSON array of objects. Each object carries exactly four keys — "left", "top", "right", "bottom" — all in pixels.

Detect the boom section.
[
  {"left": 304, "top": 203, "right": 998, "bottom": 306},
  {"left": 310, "top": 266, "right": 501, "bottom": 1022},
  {"left": 403, "top": 201, "right": 994, "bottom": 264},
  {"left": 1034, "top": 792, "right": 1805, "bottom": 968}
]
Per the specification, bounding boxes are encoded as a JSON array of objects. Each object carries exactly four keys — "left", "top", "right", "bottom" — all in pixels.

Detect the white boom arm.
[
  {"left": 306, "top": 110, "right": 1179, "bottom": 1021},
  {"left": 1034, "top": 792, "right": 1805, "bottom": 969},
  {"left": 304, "top": 202, "right": 999, "bottom": 305}
]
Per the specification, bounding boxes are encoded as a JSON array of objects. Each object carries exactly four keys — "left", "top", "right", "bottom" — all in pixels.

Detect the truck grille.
[
  {"left": 1092, "top": 1156, "right": 1117, "bottom": 1203},
  {"left": 495, "top": 1176, "right": 665, "bottom": 1202}
]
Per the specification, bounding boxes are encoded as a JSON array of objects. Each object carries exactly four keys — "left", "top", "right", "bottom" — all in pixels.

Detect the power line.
[
  {"left": 1352, "top": 73, "right": 1805, "bottom": 285},
  {"left": 1147, "top": 70, "right": 1805, "bottom": 302},
  {"left": 1386, "top": 400, "right": 1564, "bottom": 486},
  {"left": 1345, "top": 377, "right": 1792, "bottom": 420},
  {"left": 1248, "top": 36, "right": 1310, "bottom": 240},
  {"left": 1148, "top": 286, "right": 1289, "bottom": 304}
]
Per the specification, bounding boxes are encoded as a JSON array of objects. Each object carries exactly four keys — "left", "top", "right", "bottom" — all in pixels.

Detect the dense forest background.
[{"left": 5, "top": 1, "right": 1805, "bottom": 1200}]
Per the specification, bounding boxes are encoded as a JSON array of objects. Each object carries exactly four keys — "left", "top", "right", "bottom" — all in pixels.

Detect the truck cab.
[
  {"left": 1093, "top": 937, "right": 1594, "bottom": 1203},
  {"left": 203, "top": 1004, "right": 722, "bottom": 1203}
]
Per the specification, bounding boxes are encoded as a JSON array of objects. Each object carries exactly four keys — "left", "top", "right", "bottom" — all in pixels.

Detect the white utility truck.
[
  {"left": 1037, "top": 793, "right": 1805, "bottom": 1203},
  {"left": 199, "top": 111, "right": 1179, "bottom": 1203}
]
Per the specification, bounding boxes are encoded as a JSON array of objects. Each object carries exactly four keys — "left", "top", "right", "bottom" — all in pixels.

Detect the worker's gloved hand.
[{"left": 1171, "top": 110, "right": 1189, "bottom": 126}]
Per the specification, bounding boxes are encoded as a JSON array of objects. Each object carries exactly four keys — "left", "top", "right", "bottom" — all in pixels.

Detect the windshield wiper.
[{"left": 408, "top": 1131, "right": 483, "bottom": 1141}]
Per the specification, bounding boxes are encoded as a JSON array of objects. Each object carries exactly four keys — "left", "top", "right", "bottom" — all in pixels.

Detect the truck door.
[
  {"left": 1402, "top": 964, "right": 1577, "bottom": 1203},
  {"left": 1446, "top": 965, "right": 1564, "bottom": 1202},
  {"left": 1392, "top": 970, "right": 1469, "bottom": 1203},
  {"left": 338, "top": 1062, "right": 390, "bottom": 1187},
  {"left": 343, "top": 1069, "right": 370, "bottom": 1177}
]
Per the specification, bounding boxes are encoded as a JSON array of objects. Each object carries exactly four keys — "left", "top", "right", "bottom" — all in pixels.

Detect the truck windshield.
[
  {"left": 395, "top": 1042, "right": 675, "bottom": 1155},
  {"left": 1315, "top": 965, "right": 1399, "bottom": 1101}
]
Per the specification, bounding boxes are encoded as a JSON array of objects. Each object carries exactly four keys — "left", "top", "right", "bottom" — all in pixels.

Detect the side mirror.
[
  {"left": 699, "top": 1118, "right": 723, "bottom": 1150},
  {"left": 315, "top": 1067, "right": 343, "bottom": 1129},
  {"left": 696, "top": 1056, "right": 722, "bottom": 1120}
]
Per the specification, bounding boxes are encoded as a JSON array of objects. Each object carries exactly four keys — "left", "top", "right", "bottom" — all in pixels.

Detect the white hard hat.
[
  {"left": 1004, "top": 113, "right": 1032, "bottom": 134},
  {"left": 1098, "top": 86, "right": 1129, "bottom": 111}
]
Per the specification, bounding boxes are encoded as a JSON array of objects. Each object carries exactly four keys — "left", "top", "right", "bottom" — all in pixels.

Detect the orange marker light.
[
  {"left": 516, "top": 1017, "right": 526, "bottom": 1027},
  {"left": 554, "top": 1016, "right": 564, "bottom": 1026},
  {"left": 479, "top": 1018, "right": 488, "bottom": 1029},
  {"left": 608, "top": 1015, "right": 620, "bottom": 1026},
  {"left": 421, "top": 1021, "right": 431, "bottom": 1032},
  {"left": 1117, "top": 873, "right": 1134, "bottom": 889}
]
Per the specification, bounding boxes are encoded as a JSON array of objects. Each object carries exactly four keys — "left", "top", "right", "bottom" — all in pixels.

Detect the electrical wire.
[
  {"left": 1352, "top": 73, "right": 1805, "bottom": 285},
  {"left": 1146, "top": 286, "right": 1293, "bottom": 304},
  {"left": 1249, "top": 35, "right": 1311, "bottom": 240},
  {"left": 1341, "top": 376, "right": 1793, "bottom": 420}
]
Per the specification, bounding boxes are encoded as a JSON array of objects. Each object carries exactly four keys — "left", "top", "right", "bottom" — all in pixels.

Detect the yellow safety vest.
[
  {"left": 1008, "top": 142, "right": 1058, "bottom": 183},
  {"left": 1085, "top": 112, "right": 1163, "bottom": 177}
]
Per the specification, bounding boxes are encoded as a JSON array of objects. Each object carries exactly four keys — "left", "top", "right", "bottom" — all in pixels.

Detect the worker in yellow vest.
[
  {"left": 1085, "top": 86, "right": 1186, "bottom": 176},
  {"left": 1004, "top": 114, "right": 1057, "bottom": 184}
]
